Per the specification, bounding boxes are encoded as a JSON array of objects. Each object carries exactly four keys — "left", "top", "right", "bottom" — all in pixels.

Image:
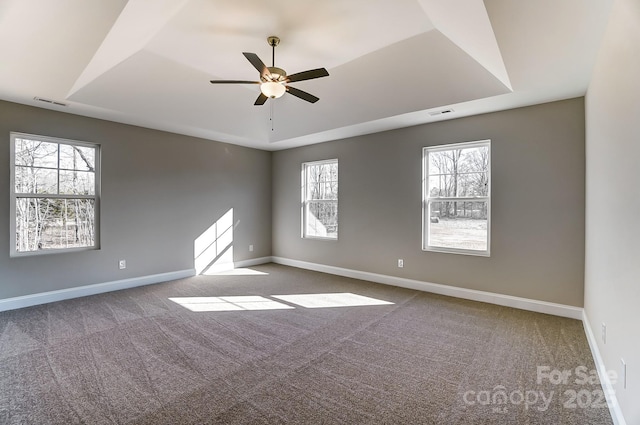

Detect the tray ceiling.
[{"left": 0, "top": 0, "right": 612, "bottom": 149}]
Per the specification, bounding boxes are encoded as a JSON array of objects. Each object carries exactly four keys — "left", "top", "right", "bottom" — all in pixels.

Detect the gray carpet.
[{"left": 0, "top": 264, "right": 613, "bottom": 424}]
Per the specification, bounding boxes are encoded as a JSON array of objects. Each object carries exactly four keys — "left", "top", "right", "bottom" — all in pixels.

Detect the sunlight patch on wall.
[
  {"left": 194, "top": 208, "right": 234, "bottom": 275},
  {"left": 169, "top": 296, "right": 293, "bottom": 312},
  {"left": 273, "top": 293, "right": 394, "bottom": 308}
]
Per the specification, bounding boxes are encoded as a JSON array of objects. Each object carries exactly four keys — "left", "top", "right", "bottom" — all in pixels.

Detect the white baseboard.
[
  {"left": 582, "top": 311, "right": 627, "bottom": 425},
  {"left": 202, "top": 257, "right": 273, "bottom": 274},
  {"left": 271, "top": 257, "right": 583, "bottom": 320},
  {"left": 0, "top": 269, "right": 195, "bottom": 312},
  {"left": 235, "top": 256, "right": 272, "bottom": 268}
]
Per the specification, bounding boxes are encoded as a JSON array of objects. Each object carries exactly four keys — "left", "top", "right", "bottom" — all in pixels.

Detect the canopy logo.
[{"left": 461, "top": 365, "right": 616, "bottom": 414}]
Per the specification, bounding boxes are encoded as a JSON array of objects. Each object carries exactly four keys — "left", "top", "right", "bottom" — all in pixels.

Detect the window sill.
[
  {"left": 10, "top": 245, "right": 100, "bottom": 258},
  {"left": 423, "top": 246, "right": 490, "bottom": 257},
  {"left": 302, "top": 236, "right": 338, "bottom": 241}
]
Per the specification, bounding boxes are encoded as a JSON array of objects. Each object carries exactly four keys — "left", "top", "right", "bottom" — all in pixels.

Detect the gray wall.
[
  {"left": 585, "top": 0, "right": 640, "bottom": 421},
  {"left": 0, "top": 100, "right": 272, "bottom": 299},
  {"left": 273, "top": 98, "right": 585, "bottom": 306}
]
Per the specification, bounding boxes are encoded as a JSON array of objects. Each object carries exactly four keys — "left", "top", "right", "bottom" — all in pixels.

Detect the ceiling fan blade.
[
  {"left": 210, "top": 80, "right": 260, "bottom": 84},
  {"left": 286, "top": 86, "right": 319, "bottom": 103},
  {"left": 286, "top": 68, "right": 329, "bottom": 83},
  {"left": 243, "top": 52, "right": 268, "bottom": 77},
  {"left": 254, "top": 93, "right": 268, "bottom": 106}
]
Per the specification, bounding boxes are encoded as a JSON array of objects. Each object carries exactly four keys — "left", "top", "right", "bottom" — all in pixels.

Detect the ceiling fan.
[{"left": 210, "top": 36, "right": 329, "bottom": 106}]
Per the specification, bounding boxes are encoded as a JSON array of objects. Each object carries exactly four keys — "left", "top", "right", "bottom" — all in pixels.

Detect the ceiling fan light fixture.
[
  {"left": 209, "top": 36, "right": 329, "bottom": 105},
  {"left": 261, "top": 81, "right": 286, "bottom": 99}
]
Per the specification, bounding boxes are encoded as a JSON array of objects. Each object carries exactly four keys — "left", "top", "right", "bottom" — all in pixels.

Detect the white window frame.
[
  {"left": 422, "top": 140, "right": 491, "bottom": 256},
  {"left": 10, "top": 132, "right": 101, "bottom": 257},
  {"left": 301, "top": 158, "right": 338, "bottom": 240}
]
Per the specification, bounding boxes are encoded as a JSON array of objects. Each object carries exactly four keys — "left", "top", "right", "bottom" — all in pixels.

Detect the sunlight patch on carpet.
[
  {"left": 205, "top": 268, "right": 269, "bottom": 276},
  {"left": 169, "top": 296, "right": 293, "bottom": 312},
  {"left": 273, "top": 293, "right": 394, "bottom": 308}
]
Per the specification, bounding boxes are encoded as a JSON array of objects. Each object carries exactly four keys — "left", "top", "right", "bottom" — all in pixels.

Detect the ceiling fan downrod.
[{"left": 267, "top": 36, "right": 280, "bottom": 67}]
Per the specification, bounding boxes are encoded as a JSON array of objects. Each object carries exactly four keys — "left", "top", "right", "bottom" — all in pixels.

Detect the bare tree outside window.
[
  {"left": 302, "top": 159, "right": 338, "bottom": 239},
  {"left": 11, "top": 133, "right": 100, "bottom": 255},
  {"left": 423, "top": 141, "right": 490, "bottom": 255}
]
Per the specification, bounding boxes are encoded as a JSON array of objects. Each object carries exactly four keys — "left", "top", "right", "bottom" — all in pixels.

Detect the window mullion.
[
  {"left": 429, "top": 196, "right": 489, "bottom": 202},
  {"left": 57, "top": 142, "right": 61, "bottom": 195},
  {"left": 15, "top": 193, "right": 96, "bottom": 200}
]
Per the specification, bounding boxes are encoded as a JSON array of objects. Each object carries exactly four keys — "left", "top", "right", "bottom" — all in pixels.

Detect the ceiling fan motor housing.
[{"left": 263, "top": 67, "right": 287, "bottom": 83}]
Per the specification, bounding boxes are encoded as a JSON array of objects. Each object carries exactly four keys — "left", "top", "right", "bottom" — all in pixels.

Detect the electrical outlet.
[
  {"left": 118, "top": 260, "right": 126, "bottom": 270},
  {"left": 249, "top": 244, "right": 254, "bottom": 252},
  {"left": 398, "top": 259, "right": 404, "bottom": 268},
  {"left": 602, "top": 323, "right": 606, "bottom": 344},
  {"left": 621, "top": 358, "right": 627, "bottom": 389}
]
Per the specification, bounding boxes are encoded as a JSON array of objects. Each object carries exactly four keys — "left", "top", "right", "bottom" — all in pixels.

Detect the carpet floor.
[{"left": 0, "top": 263, "right": 612, "bottom": 424}]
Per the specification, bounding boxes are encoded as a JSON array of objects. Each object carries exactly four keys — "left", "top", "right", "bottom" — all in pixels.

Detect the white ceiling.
[{"left": 0, "top": 0, "right": 612, "bottom": 150}]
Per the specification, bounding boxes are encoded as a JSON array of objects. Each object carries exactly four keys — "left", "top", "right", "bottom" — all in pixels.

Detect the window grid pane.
[
  {"left": 14, "top": 139, "right": 58, "bottom": 168},
  {"left": 428, "top": 200, "right": 488, "bottom": 251},
  {"left": 307, "top": 163, "right": 338, "bottom": 201},
  {"left": 59, "top": 170, "right": 95, "bottom": 195},
  {"left": 14, "top": 166, "right": 58, "bottom": 194},
  {"left": 15, "top": 198, "right": 96, "bottom": 252},
  {"left": 306, "top": 200, "right": 338, "bottom": 239},
  {"left": 59, "top": 144, "right": 95, "bottom": 171}
]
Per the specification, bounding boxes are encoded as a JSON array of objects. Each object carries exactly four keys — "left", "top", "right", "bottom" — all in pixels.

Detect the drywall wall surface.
[
  {"left": 585, "top": 0, "right": 640, "bottom": 422},
  {"left": 273, "top": 98, "right": 585, "bottom": 306},
  {"left": 0, "top": 100, "right": 271, "bottom": 298}
]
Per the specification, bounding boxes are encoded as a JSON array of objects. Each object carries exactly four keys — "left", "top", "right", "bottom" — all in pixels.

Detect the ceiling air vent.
[
  {"left": 33, "top": 97, "right": 68, "bottom": 107},
  {"left": 428, "top": 108, "right": 454, "bottom": 117}
]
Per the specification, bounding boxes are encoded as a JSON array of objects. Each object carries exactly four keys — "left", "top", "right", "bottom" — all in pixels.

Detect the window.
[
  {"left": 302, "top": 159, "right": 338, "bottom": 239},
  {"left": 10, "top": 132, "right": 100, "bottom": 256},
  {"left": 423, "top": 140, "right": 490, "bottom": 256}
]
